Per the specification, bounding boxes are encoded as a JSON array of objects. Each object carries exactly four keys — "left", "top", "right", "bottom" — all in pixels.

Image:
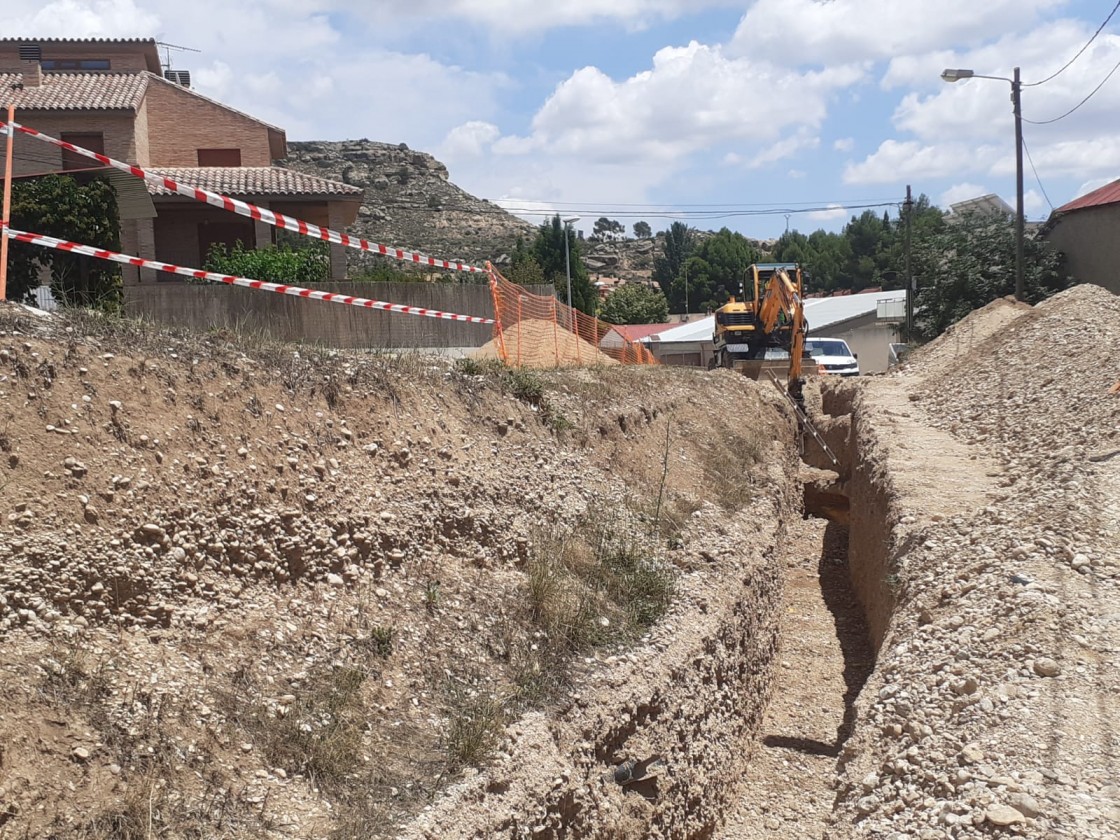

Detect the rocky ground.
[
  {"left": 0, "top": 281, "right": 1115, "bottom": 839},
  {"left": 821, "top": 285, "right": 1120, "bottom": 839},
  {"left": 284, "top": 140, "right": 533, "bottom": 269},
  {"left": 0, "top": 303, "right": 795, "bottom": 839}
]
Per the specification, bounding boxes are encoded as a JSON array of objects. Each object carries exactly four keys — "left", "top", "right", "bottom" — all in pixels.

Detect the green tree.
[
  {"left": 652, "top": 222, "right": 695, "bottom": 304},
  {"left": 203, "top": 240, "right": 330, "bottom": 285},
  {"left": 7, "top": 174, "right": 122, "bottom": 308},
  {"left": 599, "top": 283, "right": 669, "bottom": 325},
  {"left": 592, "top": 217, "right": 625, "bottom": 240},
  {"left": 532, "top": 215, "right": 596, "bottom": 314},
  {"left": 668, "top": 228, "right": 761, "bottom": 312},
  {"left": 505, "top": 236, "right": 545, "bottom": 286},
  {"left": 633, "top": 221, "right": 652, "bottom": 239},
  {"left": 912, "top": 211, "right": 1070, "bottom": 340}
]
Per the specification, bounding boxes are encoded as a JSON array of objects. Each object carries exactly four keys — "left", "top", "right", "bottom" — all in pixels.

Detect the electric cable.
[
  {"left": 1024, "top": 1, "right": 1120, "bottom": 87},
  {"left": 1021, "top": 135, "right": 1054, "bottom": 211},
  {"left": 1024, "top": 53, "right": 1120, "bottom": 124}
]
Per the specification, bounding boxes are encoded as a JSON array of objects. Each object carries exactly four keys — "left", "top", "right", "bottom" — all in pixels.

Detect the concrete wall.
[
  {"left": 123, "top": 282, "right": 555, "bottom": 350},
  {"left": 816, "top": 313, "right": 901, "bottom": 374},
  {"left": 1043, "top": 206, "right": 1120, "bottom": 295}
]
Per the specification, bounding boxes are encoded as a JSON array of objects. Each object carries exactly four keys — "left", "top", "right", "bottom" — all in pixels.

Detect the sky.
[{"left": 5, "top": 0, "right": 1120, "bottom": 241}]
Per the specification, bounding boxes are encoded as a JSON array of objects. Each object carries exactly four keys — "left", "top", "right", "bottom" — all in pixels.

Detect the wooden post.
[
  {"left": 0, "top": 104, "right": 15, "bottom": 301},
  {"left": 574, "top": 309, "right": 582, "bottom": 366},
  {"left": 516, "top": 295, "right": 523, "bottom": 368},
  {"left": 485, "top": 264, "right": 509, "bottom": 365},
  {"left": 551, "top": 297, "right": 560, "bottom": 368}
]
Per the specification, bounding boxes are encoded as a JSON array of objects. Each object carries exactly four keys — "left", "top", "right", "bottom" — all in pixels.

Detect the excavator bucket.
[{"left": 729, "top": 359, "right": 790, "bottom": 381}]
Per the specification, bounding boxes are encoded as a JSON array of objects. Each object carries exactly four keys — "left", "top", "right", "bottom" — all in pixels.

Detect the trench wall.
[{"left": 404, "top": 464, "right": 799, "bottom": 839}]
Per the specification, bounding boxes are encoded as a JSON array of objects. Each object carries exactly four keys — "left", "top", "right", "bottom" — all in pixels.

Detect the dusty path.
[{"left": 718, "top": 516, "right": 873, "bottom": 839}]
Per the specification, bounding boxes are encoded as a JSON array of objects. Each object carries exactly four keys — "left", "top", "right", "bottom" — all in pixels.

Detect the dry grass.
[{"left": 700, "top": 428, "right": 765, "bottom": 511}]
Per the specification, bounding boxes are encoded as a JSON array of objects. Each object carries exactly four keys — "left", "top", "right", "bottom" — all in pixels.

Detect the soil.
[
  {"left": 474, "top": 318, "right": 619, "bottom": 368},
  {"left": 1, "top": 280, "right": 1117, "bottom": 840}
]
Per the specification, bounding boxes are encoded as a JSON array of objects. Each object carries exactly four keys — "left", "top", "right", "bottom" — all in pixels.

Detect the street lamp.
[
  {"left": 562, "top": 216, "right": 579, "bottom": 318},
  {"left": 941, "top": 66, "right": 1025, "bottom": 302}
]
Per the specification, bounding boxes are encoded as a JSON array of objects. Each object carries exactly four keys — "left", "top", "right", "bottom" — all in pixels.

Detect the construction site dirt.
[{"left": 0, "top": 283, "right": 1116, "bottom": 839}]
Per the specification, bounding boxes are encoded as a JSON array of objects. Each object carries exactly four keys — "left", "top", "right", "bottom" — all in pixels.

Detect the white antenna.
[
  {"left": 156, "top": 40, "right": 200, "bottom": 88},
  {"left": 156, "top": 40, "right": 200, "bottom": 73}
]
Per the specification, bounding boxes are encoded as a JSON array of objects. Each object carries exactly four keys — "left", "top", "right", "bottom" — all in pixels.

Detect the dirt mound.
[
  {"left": 475, "top": 318, "right": 618, "bottom": 367},
  {"left": 906, "top": 294, "right": 1032, "bottom": 376},
  {"left": 818, "top": 281, "right": 1120, "bottom": 838},
  {"left": 0, "top": 304, "right": 795, "bottom": 839}
]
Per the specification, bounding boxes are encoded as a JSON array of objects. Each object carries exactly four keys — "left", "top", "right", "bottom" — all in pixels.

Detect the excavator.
[{"left": 710, "top": 262, "right": 811, "bottom": 405}]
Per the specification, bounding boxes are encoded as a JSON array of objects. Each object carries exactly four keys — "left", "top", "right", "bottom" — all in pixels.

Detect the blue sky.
[{"left": 6, "top": 0, "right": 1120, "bottom": 241}]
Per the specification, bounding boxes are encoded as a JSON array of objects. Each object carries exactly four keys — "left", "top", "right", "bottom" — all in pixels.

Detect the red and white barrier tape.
[
  {"left": 3, "top": 227, "right": 496, "bottom": 324},
  {"left": 1, "top": 121, "right": 486, "bottom": 275}
]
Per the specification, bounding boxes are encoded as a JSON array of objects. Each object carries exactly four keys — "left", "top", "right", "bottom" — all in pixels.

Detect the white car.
[{"left": 805, "top": 338, "right": 860, "bottom": 376}]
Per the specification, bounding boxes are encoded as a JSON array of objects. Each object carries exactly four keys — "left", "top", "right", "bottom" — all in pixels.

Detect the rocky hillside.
[{"left": 283, "top": 140, "right": 534, "bottom": 270}]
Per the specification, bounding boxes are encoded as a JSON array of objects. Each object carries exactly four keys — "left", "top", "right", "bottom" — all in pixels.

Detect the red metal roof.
[{"left": 1056, "top": 178, "right": 1120, "bottom": 214}]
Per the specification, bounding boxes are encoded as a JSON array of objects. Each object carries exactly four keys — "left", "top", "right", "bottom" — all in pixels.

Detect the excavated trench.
[{"left": 406, "top": 378, "right": 908, "bottom": 839}]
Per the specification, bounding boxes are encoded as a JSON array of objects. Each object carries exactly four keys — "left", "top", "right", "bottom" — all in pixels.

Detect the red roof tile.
[
  {"left": 2, "top": 71, "right": 147, "bottom": 110},
  {"left": 147, "top": 167, "right": 364, "bottom": 198},
  {"left": 1056, "top": 178, "right": 1120, "bottom": 214}
]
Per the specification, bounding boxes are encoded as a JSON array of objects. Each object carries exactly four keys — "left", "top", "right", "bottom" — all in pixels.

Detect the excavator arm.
[{"left": 757, "top": 268, "right": 808, "bottom": 381}]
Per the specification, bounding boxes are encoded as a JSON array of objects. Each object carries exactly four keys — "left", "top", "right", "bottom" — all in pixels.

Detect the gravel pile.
[{"left": 829, "top": 284, "right": 1120, "bottom": 839}]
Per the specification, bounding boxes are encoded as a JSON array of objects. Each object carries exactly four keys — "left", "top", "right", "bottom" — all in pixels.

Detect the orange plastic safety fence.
[{"left": 482, "top": 265, "right": 658, "bottom": 368}]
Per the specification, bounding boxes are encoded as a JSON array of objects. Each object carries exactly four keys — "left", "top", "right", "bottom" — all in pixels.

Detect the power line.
[
  {"left": 1024, "top": 53, "right": 1120, "bottom": 124},
  {"left": 1021, "top": 136, "right": 1054, "bottom": 211},
  {"left": 1024, "top": 0, "right": 1120, "bottom": 87}
]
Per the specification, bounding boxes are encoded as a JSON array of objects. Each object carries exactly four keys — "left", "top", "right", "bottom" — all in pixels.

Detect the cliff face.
[{"left": 282, "top": 140, "right": 535, "bottom": 271}]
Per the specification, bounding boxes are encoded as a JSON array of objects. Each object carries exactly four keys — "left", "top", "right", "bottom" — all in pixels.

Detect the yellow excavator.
[{"left": 710, "top": 262, "right": 811, "bottom": 405}]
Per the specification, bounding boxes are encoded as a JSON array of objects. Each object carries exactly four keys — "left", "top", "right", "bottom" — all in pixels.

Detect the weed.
[
  {"left": 254, "top": 665, "right": 368, "bottom": 795},
  {"left": 443, "top": 681, "right": 504, "bottom": 769},
  {"left": 424, "top": 579, "right": 441, "bottom": 614},
  {"left": 700, "top": 428, "right": 765, "bottom": 511},
  {"left": 365, "top": 624, "right": 396, "bottom": 659}
]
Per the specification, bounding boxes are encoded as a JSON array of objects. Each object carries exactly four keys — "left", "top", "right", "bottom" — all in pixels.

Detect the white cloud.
[
  {"left": 747, "top": 130, "right": 820, "bottom": 169},
  {"left": 381, "top": 0, "right": 742, "bottom": 34},
  {"left": 8, "top": 0, "right": 160, "bottom": 36},
  {"left": 807, "top": 204, "right": 847, "bottom": 221},
  {"left": 730, "top": 0, "right": 1064, "bottom": 65},
  {"left": 1074, "top": 177, "right": 1115, "bottom": 198},
  {"left": 843, "top": 140, "right": 1001, "bottom": 184},
  {"left": 939, "top": 182, "right": 989, "bottom": 208},
  {"left": 833, "top": 137, "right": 855, "bottom": 152},
  {"left": 439, "top": 121, "right": 502, "bottom": 161},
  {"left": 497, "top": 42, "right": 862, "bottom": 167}
]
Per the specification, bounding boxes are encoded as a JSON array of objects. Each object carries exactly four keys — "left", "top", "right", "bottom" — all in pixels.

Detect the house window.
[
  {"left": 60, "top": 132, "right": 105, "bottom": 172},
  {"left": 41, "top": 59, "right": 111, "bottom": 71},
  {"left": 197, "top": 148, "right": 242, "bottom": 167}
]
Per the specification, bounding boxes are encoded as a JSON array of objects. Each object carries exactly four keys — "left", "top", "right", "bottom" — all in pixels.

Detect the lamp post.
[
  {"left": 941, "top": 66, "right": 1025, "bottom": 302},
  {"left": 562, "top": 216, "right": 579, "bottom": 322}
]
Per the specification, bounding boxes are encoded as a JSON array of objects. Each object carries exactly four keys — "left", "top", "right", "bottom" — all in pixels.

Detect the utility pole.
[
  {"left": 904, "top": 185, "right": 913, "bottom": 343},
  {"left": 1012, "top": 66, "right": 1025, "bottom": 303},
  {"left": 0, "top": 103, "right": 16, "bottom": 301}
]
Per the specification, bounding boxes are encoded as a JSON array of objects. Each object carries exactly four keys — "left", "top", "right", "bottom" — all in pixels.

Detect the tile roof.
[
  {"left": 2, "top": 71, "right": 148, "bottom": 110},
  {"left": 1055, "top": 178, "right": 1120, "bottom": 214},
  {"left": 147, "top": 167, "right": 364, "bottom": 198}
]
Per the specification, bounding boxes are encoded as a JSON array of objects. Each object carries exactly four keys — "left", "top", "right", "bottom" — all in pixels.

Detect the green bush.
[{"left": 201, "top": 240, "right": 330, "bottom": 285}]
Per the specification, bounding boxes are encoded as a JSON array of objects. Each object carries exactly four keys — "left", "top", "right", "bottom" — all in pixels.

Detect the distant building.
[
  {"left": 948, "top": 193, "right": 1013, "bottom": 219},
  {"left": 644, "top": 289, "right": 907, "bottom": 372},
  {"left": 1040, "top": 179, "right": 1120, "bottom": 295}
]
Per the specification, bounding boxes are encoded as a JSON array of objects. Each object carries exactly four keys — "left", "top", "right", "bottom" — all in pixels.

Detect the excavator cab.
[{"left": 711, "top": 263, "right": 809, "bottom": 383}]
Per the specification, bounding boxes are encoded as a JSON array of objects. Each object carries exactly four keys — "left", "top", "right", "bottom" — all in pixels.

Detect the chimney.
[{"left": 18, "top": 43, "right": 42, "bottom": 88}]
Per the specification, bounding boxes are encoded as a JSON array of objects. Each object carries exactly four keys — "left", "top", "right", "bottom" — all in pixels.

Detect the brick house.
[{"left": 0, "top": 37, "right": 363, "bottom": 284}]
